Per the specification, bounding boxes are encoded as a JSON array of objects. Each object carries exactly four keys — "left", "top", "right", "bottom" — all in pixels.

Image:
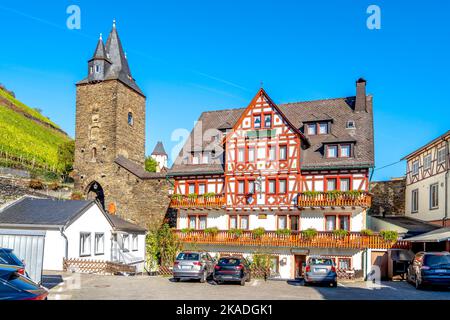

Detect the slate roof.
[
  {"left": 373, "top": 216, "right": 440, "bottom": 238},
  {"left": 151, "top": 141, "right": 168, "bottom": 156},
  {"left": 169, "top": 93, "right": 375, "bottom": 176},
  {"left": 77, "top": 24, "right": 144, "bottom": 96},
  {"left": 0, "top": 197, "right": 147, "bottom": 233},
  {"left": 0, "top": 197, "right": 94, "bottom": 228},
  {"left": 115, "top": 156, "right": 166, "bottom": 179}
]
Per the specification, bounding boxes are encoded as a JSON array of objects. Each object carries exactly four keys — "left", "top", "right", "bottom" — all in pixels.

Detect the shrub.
[
  {"left": 252, "top": 227, "right": 266, "bottom": 238},
  {"left": 29, "top": 179, "right": 44, "bottom": 190},
  {"left": 228, "top": 229, "right": 243, "bottom": 237},
  {"left": 204, "top": 227, "right": 219, "bottom": 235},
  {"left": 302, "top": 228, "right": 318, "bottom": 239},
  {"left": 361, "top": 229, "right": 374, "bottom": 236},
  {"left": 380, "top": 230, "right": 398, "bottom": 242},
  {"left": 275, "top": 229, "right": 291, "bottom": 236},
  {"left": 333, "top": 229, "right": 349, "bottom": 238}
]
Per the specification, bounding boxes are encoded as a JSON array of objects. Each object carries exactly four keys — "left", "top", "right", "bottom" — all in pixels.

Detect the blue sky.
[{"left": 0, "top": 0, "right": 449, "bottom": 180}]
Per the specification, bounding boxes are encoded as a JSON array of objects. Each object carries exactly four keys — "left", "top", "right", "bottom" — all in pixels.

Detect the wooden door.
[
  {"left": 294, "top": 255, "right": 306, "bottom": 279},
  {"left": 371, "top": 251, "right": 388, "bottom": 280}
]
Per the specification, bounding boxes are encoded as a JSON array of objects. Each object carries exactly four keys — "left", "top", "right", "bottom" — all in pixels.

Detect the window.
[
  {"left": 430, "top": 183, "right": 439, "bottom": 209},
  {"left": 279, "top": 179, "right": 287, "bottom": 194},
  {"left": 307, "top": 124, "right": 317, "bottom": 135},
  {"left": 340, "top": 145, "right": 351, "bottom": 158},
  {"left": 240, "top": 216, "right": 249, "bottom": 230},
  {"left": 192, "top": 154, "right": 200, "bottom": 164},
  {"left": 279, "top": 145, "right": 287, "bottom": 161},
  {"left": 238, "top": 181, "right": 245, "bottom": 194},
  {"left": 327, "top": 145, "right": 338, "bottom": 158},
  {"left": 198, "top": 216, "right": 207, "bottom": 230},
  {"left": 123, "top": 234, "right": 130, "bottom": 252},
  {"left": 411, "top": 189, "right": 419, "bottom": 213},
  {"left": 238, "top": 148, "right": 245, "bottom": 163},
  {"left": 269, "top": 146, "right": 276, "bottom": 161},
  {"left": 188, "top": 216, "right": 196, "bottom": 229},
  {"left": 188, "top": 183, "right": 195, "bottom": 194},
  {"left": 290, "top": 215, "right": 300, "bottom": 231},
  {"left": 278, "top": 216, "right": 287, "bottom": 229},
  {"left": 128, "top": 112, "right": 133, "bottom": 126},
  {"left": 437, "top": 148, "right": 446, "bottom": 164},
  {"left": 80, "top": 233, "right": 91, "bottom": 257},
  {"left": 90, "top": 66, "right": 94, "bottom": 74},
  {"left": 325, "top": 216, "right": 336, "bottom": 231},
  {"left": 338, "top": 258, "right": 351, "bottom": 270},
  {"left": 424, "top": 154, "right": 432, "bottom": 170},
  {"left": 198, "top": 184, "right": 206, "bottom": 195},
  {"left": 248, "top": 180, "right": 255, "bottom": 194},
  {"left": 268, "top": 180, "right": 276, "bottom": 194},
  {"left": 339, "top": 216, "right": 350, "bottom": 231},
  {"left": 229, "top": 216, "right": 238, "bottom": 229},
  {"left": 202, "top": 154, "right": 209, "bottom": 164},
  {"left": 340, "top": 178, "right": 350, "bottom": 191},
  {"left": 327, "top": 179, "right": 337, "bottom": 191},
  {"left": 257, "top": 147, "right": 265, "bottom": 159},
  {"left": 264, "top": 114, "right": 272, "bottom": 128},
  {"left": 132, "top": 235, "right": 138, "bottom": 251},
  {"left": 94, "top": 233, "right": 104, "bottom": 255},
  {"left": 412, "top": 160, "right": 419, "bottom": 176},
  {"left": 318, "top": 123, "right": 328, "bottom": 135},
  {"left": 253, "top": 115, "right": 261, "bottom": 128},
  {"left": 248, "top": 148, "right": 255, "bottom": 162},
  {"left": 92, "top": 148, "right": 97, "bottom": 162},
  {"left": 346, "top": 121, "right": 356, "bottom": 129},
  {"left": 95, "top": 65, "right": 100, "bottom": 73}
]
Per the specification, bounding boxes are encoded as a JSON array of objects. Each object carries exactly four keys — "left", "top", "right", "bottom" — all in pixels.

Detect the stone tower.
[{"left": 73, "top": 22, "right": 171, "bottom": 229}]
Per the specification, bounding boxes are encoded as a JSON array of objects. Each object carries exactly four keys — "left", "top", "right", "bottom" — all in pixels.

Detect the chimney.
[{"left": 355, "top": 78, "right": 367, "bottom": 112}]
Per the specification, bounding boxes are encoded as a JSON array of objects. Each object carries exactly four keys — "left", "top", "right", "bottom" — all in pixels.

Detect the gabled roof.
[
  {"left": 115, "top": 156, "right": 166, "bottom": 179},
  {"left": 152, "top": 141, "right": 167, "bottom": 156},
  {"left": 402, "top": 130, "right": 450, "bottom": 161},
  {"left": 169, "top": 90, "right": 375, "bottom": 176},
  {"left": 77, "top": 23, "right": 144, "bottom": 97}
]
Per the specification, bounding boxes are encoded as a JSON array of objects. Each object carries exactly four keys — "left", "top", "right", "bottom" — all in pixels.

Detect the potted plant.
[
  {"left": 252, "top": 227, "right": 266, "bottom": 239},
  {"left": 380, "top": 230, "right": 398, "bottom": 242},
  {"left": 180, "top": 228, "right": 195, "bottom": 234},
  {"left": 228, "top": 229, "right": 243, "bottom": 238},
  {"left": 204, "top": 227, "right": 219, "bottom": 236},
  {"left": 332, "top": 229, "right": 349, "bottom": 239},
  {"left": 360, "top": 229, "right": 374, "bottom": 236},
  {"left": 275, "top": 229, "right": 291, "bottom": 237},
  {"left": 301, "top": 228, "right": 318, "bottom": 240}
]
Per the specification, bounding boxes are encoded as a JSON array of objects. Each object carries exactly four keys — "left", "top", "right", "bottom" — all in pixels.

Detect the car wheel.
[
  {"left": 200, "top": 270, "right": 207, "bottom": 283},
  {"left": 173, "top": 277, "right": 180, "bottom": 282},
  {"left": 240, "top": 277, "right": 246, "bottom": 286},
  {"left": 331, "top": 281, "right": 337, "bottom": 288},
  {"left": 246, "top": 273, "right": 251, "bottom": 283},
  {"left": 415, "top": 277, "right": 423, "bottom": 290}
]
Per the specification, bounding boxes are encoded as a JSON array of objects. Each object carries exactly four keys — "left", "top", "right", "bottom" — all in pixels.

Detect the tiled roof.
[{"left": 169, "top": 94, "right": 374, "bottom": 175}]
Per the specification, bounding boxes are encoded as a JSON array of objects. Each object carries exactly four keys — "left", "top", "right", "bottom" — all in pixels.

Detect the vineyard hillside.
[{"left": 0, "top": 87, "right": 71, "bottom": 174}]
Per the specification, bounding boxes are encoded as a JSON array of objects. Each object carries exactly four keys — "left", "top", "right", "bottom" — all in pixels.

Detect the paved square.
[{"left": 43, "top": 272, "right": 450, "bottom": 300}]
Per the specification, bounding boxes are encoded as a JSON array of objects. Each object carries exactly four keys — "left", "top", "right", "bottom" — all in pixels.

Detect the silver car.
[
  {"left": 173, "top": 251, "right": 215, "bottom": 283},
  {"left": 304, "top": 257, "right": 338, "bottom": 287}
]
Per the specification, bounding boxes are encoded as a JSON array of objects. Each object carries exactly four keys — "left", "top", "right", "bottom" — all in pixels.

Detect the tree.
[
  {"left": 57, "top": 140, "right": 75, "bottom": 182},
  {"left": 145, "top": 156, "right": 158, "bottom": 172},
  {"left": 146, "top": 224, "right": 182, "bottom": 271}
]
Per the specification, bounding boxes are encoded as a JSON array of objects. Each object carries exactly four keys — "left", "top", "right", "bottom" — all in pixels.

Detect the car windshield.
[
  {"left": 176, "top": 253, "right": 200, "bottom": 261},
  {"left": 218, "top": 258, "right": 241, "bottom": 266},
  {"left": 424, "top": 254, "right": 450, "bottom": 267},
  {"left": 309, "top": 258, "right": 333, "bottom": 265},
  {"left": 0, "top": 250, "right": 22, "bottom": 266}
]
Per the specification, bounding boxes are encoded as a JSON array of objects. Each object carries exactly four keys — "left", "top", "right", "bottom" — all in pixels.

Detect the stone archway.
[{"left": 86, "top": 181, "right": 105, "bottom": 209}]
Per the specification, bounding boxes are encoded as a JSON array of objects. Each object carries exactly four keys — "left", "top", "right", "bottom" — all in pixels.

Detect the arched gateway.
[{"left": 86, "top": 181, "right": 105, "bottom": 209}]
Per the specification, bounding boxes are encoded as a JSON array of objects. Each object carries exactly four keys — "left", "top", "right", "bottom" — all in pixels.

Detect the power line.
[{"left": 374, "top": 160, "right": 403, "bottom": 172}]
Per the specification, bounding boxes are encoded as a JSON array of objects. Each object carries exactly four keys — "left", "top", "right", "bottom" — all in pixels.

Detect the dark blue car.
[{"left": 0, "top": 248, "right": 48, "bottom": 300}]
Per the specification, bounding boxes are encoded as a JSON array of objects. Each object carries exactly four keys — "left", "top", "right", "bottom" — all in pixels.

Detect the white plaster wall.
[{"left": 42, "top": 230, "right": 66, "bottom": 271}]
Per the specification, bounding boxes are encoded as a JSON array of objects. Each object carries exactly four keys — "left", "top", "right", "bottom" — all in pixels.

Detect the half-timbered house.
[{"left": 168, "top": 79, "right": 407, "bottom": 279}]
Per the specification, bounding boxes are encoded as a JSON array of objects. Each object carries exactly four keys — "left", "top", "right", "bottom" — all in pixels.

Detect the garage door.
[
  {"left": 0, "top": 229, "right": 46, "bottom": 284},
  {"left": 371, "top": 250, "right": 388, "bottom": 280}
]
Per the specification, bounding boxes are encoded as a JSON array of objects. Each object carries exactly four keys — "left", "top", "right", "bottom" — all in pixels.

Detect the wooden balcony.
[
  {"left": 298, "top": 192, "right": 372, "bottom": 209},
  {"left": 173, "top": 230, "right": 410, "bottom": 250},
  {"left": 170, "top": 194, "right": 226, "bottom": 209}
]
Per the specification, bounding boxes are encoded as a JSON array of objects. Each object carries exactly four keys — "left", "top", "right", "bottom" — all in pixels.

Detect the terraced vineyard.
[{"left": 0, "top": 87, "right": 71, "bottom": 173}]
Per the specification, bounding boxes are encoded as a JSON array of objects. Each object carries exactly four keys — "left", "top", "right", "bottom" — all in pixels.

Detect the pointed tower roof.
[
  {"left": 152, "top": 141, "right": 167, "bottom": 156},
  {"left": 78, "top": 21, "right": 144, "bottom": 97}
]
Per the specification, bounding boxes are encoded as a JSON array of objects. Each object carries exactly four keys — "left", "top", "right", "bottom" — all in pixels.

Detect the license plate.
[
  {"left": 315, "top": 268, "right": 327, "bottom": 273},
  {"left": 181, "top": 265, "right": 191, "bottom": 270}
]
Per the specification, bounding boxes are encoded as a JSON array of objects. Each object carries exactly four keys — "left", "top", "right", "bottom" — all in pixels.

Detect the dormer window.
[
  {"left": 340, "top": 144, "right": 351, "bottom": 158},
  {"left": 326, "top": 144, "right": 353, "bottom": 158},
  {"left": 318, "top": 122, "right": 329, "bottom": 135},
  {"left": 327, "top": 145, "right": 338, "bottom": 158},
  {"left": 306, "top": 122, "right": 329, "bottom": 135},
  {"left": 307, "top": 124, "right": 317, "bottom": 135},
  {"left": 346, "top": 120, "right": 356, "bottom": 129}
]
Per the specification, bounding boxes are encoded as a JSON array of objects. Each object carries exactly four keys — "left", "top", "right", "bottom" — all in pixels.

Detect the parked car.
[
  {"left": 304, "top": 257, "right": 337, "bottom": 287},
  {"left": 0, "top": 248, "right": 26, "bottom": 276},
  {"left": 0, "top": 263, "right": 48, "bottom": 300},
  {"left": 173, "top": 251, "right": 215, "bottom": 283},
  {"left": 213, "top": 256, "right": 251, "bottom": 286},
  {"left": 407, "top": 251, "right": 450, "bottom": 289}
]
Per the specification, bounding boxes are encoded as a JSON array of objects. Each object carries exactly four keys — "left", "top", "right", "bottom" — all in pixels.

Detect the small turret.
[{"left": 87, "top": 33, "right": 111, "bottom": 82}]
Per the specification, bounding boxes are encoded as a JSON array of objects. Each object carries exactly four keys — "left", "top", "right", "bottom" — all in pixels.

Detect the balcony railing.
[
  {"left": 173, "top": 230, "right": 409, "bottom": 250},
  {"left": 170, "top": 194, "right": 226, "bottom": 209},
  {"left": 298, "top": 192, "right": 372, "bottom": 208}
]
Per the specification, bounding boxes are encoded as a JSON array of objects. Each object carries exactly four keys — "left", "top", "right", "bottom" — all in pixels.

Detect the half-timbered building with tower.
[{"left": 168, "top": 79, "right": 408, "bottom": 279}]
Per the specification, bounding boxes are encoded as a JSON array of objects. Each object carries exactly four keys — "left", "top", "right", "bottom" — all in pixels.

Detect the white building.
[
  {"left": 403, "top": 130, "right": 450, "bottom": 227},
  {"left": 151, "top": 141, "right": 168, "bottom": 173},
  {"left": 0, "top": 197, "right": 147, "bottom": 273}
]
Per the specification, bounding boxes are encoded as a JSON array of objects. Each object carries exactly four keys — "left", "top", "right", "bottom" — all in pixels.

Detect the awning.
[
  {"left": 389, "top": 249, "right": 415, "bottom": 262},
  {"left": 405, "top": 227, "right": 450, "bottom": 243}
]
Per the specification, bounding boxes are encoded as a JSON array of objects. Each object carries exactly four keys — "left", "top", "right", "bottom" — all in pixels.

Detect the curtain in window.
[
  {"left": 230, "top": 216, "right": 237, "bottom": 229},
  {"left": 278, "top": 216, "right": 287, "bottom": 229},
  {"left": 199, "top": 216, "right": 207, "bottom": 230},
  {"left": 340, "top": 216, "right": 350, "bottom": 231},
  {"left": 240, "top": 216, "right": 249, "bottom": 230},
  {"left": 326, "top": 216, "right": 336, "bottom": 231},
  {"left": 189, "top": 216, "right": 196, "bottom": 229}
]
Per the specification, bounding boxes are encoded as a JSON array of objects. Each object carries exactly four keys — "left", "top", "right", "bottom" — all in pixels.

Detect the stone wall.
[{"left": 369, "top": 178, "right": 406, "bottom": 216}]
